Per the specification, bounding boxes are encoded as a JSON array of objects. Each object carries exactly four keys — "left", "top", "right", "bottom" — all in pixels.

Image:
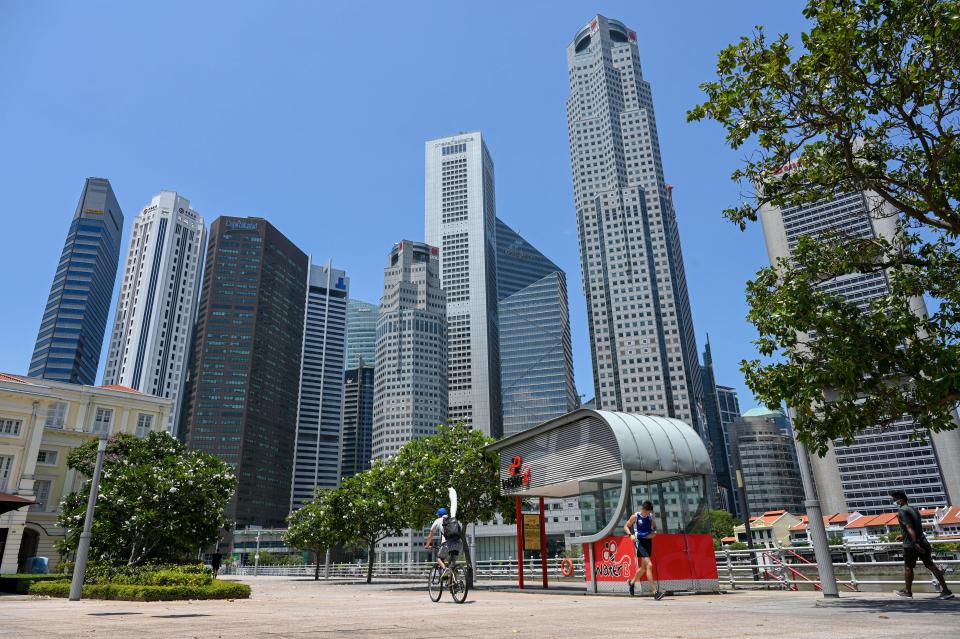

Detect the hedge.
[
  {"left": 82, "top": 563, "right": 213, "bottom": 585},
  {"left": 29, "top": 579, "right": 251, "bottom": 601},
  {"left": 0, "top": 574, "right": 65, "bottom": 594}
]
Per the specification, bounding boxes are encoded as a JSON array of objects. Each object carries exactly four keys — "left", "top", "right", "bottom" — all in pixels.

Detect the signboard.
[
  {"left": 522, "top": 514, "right": 541, "bottom": 551},
  {"left": 501, "top": 455, "right": 531, "bottom": 491},
  {"left": 583, "top": 534, "right": 719, "bottom": 592}
]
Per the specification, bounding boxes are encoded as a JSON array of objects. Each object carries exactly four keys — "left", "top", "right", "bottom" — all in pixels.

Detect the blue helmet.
[{"left": 436, "top": 507, "right": 448, "bottom": 517}]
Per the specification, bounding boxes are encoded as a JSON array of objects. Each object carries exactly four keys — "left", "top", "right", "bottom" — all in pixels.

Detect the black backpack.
[{"left": 442, "top": 515, "right": 462, "bottom": 541}]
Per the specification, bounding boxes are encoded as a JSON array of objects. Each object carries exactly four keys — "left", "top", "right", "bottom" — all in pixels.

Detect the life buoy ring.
[{"left": 560, "top": 557, "right": 575, "bottom": 577}]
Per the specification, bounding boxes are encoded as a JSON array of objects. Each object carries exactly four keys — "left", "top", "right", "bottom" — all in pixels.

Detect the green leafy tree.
[
  {"left": 57, "top": 432, "right": 236, "bottom": 566},
  {"left": 285, "top": 490, "right": 339, "bottom": 580},
  {"left": 688, "top": 0, "right": 960, "bottom": 453},
  {"left": 391, "top": 423, "right": 517, "bottom": 584},
  {"left": 335, "top": 462, "right": 406, "bottom": 584}
]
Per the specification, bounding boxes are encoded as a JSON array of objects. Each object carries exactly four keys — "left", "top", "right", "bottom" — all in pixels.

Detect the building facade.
[
  {"left": 727, "top": 408, "right": 805, "bottom": 517},
  {"left": 180, "top": 217, "right": 308, "bottom": 528},
  {"left": 29, "top": 178, "right": 124, "bottom": 386},
  {"left": 340, "top": 364, "right": 374, "bottom": 479},
  {"left": 424, "top": 132, "right": 502, "bottom": 438},
  {"left": 371, "top": 241, "right": 447, "bottom": 460},
  {"left": 495, "top": 218, "right": 578, "bottom": 437},
  {"left": 102, "top": 191, "right": 205, "bottom": 434},
  {"left": 345, "top": 299, "right": 378, "bottom": 370},
  {"left": 564, "top": 16, "right": 705, "bottom": 438},
  {"left": 700, "top": 336, "right": 742, "bottom": 513},
  {"left": 290, "top": 263, "right": 349, "bottom": 510},
  {"left": 759, "top": 189, "right": 960, "bottom": 514},
  {"left": 0, "top": 373, "right": 169, "bottom": 572}
]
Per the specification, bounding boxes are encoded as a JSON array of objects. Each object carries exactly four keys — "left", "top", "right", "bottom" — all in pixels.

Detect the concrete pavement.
[{"left": 1, "top": 576, "right": 956, "bottom": 638}]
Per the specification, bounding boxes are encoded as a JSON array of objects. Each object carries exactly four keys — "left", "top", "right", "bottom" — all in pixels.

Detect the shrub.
[
  {"left": 83, "top": 563, "right": 213, "bottom": 585},
  {"left": 0, "top": 574, "right": 65, "bottom": 594},
  {"left": 29, "top": 579, "right": 251, "bottom": 601}
]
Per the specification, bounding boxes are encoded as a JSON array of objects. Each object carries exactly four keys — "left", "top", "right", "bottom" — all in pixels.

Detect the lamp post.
[
  {"left": 253, "top": 529, "right": 262, "bottom": 577},
  {"left": 70, "top": 435, "right": 108, "bottom": 601},
  {"left": 793, "top": 436, "right": 839, "bottom": 598}
]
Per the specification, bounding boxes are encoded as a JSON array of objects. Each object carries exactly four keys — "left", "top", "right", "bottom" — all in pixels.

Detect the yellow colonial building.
[{"left": 0, "top": 373, "right": 170, "bottom": 573}]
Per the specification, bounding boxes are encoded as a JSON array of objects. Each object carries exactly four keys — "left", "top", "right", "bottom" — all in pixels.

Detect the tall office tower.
[
  {"left": 102, "top": 191, "right": 205, "bottom": 433},
  {"left": 496, "top": 218, "right": 578, "bottom": 436},
  {"left": 565, "top": 16, "right": 705, "bottom": 435},
  {"left": 346, "top": 299, "right": 378, "bottom": 370},
  {"left": 340, "top": 363, "right": 374, "bottom": 479},
  {"left": 424, "top": 132, "right": 502, "bottom": 438},
  {"left": 180, "top": 217, "right": 308, "bottom": 528},
  {"left": 290, "top": 263, "right": 349, "bottom": 511},
  {"left": 30, "top": 178, "right": 123, "bottom": 385},
  {"left": 700, "top": 336, "right": 742, "bottom": 513},
  {"left": 761, "top": 190, "right": 960, "bottom": 514},
  {"left": 727, "top": 409, "right": 805, "bottom": 517},
  {"left": 371, "top": 241, "right": 447, "bottom": 460}
]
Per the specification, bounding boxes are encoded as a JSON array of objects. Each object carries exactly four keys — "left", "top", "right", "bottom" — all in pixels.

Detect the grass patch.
[{"left": 29, "top": 579, "right": 251, "bottom": 601}]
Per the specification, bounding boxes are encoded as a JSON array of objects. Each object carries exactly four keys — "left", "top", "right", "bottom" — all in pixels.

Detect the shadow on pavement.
[{"left": 816, "top": 597, "right": 960, "bottom": 615}]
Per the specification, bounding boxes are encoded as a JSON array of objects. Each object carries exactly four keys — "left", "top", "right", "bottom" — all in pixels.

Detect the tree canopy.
[
  {"left": 57, "top": 432, "right": 236, "bottom": 566},
  {"left": 688, "top": 0, "right": 960, "bottom": 452},
  {"left": 284, "top": 489, "right": 339, "bottom": 579}
]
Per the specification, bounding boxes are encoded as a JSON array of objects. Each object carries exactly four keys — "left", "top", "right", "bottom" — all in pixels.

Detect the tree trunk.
[
  {"left": 366, "top": 541, "right": 375, "bottom": 584},
  {"left": 314, "top": 549, "right": 321, "bottom": 580},
  {"left": 462, "top": 520, "right": 475, "bottom": 588}
]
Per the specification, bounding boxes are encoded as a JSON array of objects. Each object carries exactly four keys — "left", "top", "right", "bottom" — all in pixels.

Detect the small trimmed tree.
[
  {"left": 57, "top": 432, "right": 236, "bottom": 566},
  {"left": 285, "top": 490, "right": 338, "bottom": 580},
  {"left": 336, "top": 462, "right": 406, "bottom": 583}
]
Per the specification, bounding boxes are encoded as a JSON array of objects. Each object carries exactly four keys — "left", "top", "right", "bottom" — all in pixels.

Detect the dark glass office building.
[
  {"left": 180, "top": 217, "right": 308, "bottom": 528},
  {"left": 29, "top": 178, "right": 123, "bottom": 385},
  {"left": 340, "top": 363, "right": 374, "bottom": 479},
  {"left": 345, "top": 299, "right": 378, "bottom": 370},
  {"left": 700, "top": 336, "right": 742, "bottom": 514},
  {"left": 496, "top": 218, "right": 577, "bottom": 436}
]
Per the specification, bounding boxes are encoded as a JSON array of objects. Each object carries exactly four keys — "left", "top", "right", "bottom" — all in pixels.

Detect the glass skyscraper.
[
  {"left": 700, "top": 336, "right": 741, "bottom": 513},
  {"left": 496, "top": 218, "right": 577, "bottom": 436},
  {"left": 345, "top": 299, "right": 378, "bottom": 369},
  {"left": 30, "top": 177, "right": 123, "bottom": 386},
  {"left": 340, "top": 363, "right": 374, "bottom": 479},
  {"left": 727, "top": 409, "right": 805, "bottom": 517}
]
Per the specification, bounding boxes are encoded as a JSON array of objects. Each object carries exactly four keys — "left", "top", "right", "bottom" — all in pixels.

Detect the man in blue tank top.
[{"left": 624, "top": 500, "right": 663, "bottom": 600}]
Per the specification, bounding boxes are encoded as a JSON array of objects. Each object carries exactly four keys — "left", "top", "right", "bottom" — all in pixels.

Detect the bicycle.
[{"left": 427, "top": 546, "right": 469, "bottom": 603}]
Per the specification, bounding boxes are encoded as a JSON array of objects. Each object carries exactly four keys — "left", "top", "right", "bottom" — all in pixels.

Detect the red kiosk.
[{"left": 488, "top": 409, "right": 719, "bottom": 594}]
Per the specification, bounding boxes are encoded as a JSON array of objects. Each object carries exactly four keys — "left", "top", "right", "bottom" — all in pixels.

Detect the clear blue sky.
[{"left": 0, "top": 1, "right": 807, "bottom": 409}]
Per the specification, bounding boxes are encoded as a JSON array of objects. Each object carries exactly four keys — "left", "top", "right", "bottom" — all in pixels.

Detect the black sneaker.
[
  {"left": 895, "top": 590, "right": 913, "bottom": 598},
  {"left": 937, "top": 590, "right": 954, "bottom": 600},
  {"left": 654, "top": 590, "right": 665, "bottom": 601},
  {"left": 628, "top": 581, "right": 635, "bottom": 596}
]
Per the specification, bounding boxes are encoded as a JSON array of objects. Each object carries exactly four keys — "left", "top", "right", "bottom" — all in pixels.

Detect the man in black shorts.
[{"left": 890, "top": 490, "right": 953, "bottom": 599}]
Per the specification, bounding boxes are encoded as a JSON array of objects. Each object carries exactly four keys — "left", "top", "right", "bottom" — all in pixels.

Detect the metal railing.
[{"left": 225, "top": 556, "right": 585, "bottom": 579}]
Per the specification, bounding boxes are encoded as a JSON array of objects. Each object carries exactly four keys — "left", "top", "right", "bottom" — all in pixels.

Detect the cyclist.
[
  {"left": 425, "top": 507, "right": 462, "bottom": 574},
  {"left": 624, "top": 500, "right": 664, "bottom": 600}
]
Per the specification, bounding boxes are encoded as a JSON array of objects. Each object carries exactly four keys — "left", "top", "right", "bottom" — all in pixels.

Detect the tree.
[
  {"left": 688, "top": 0, "right": 960, "bottom": 453},
  {"left": 57, "top": 432, "right": 236, "bottom": 566},
  {"left": 285, "top": 490, "right": 339, "bottom": 580},
  {"left": 335, "top": 462, "right": 406, "bottom": 584},
  {"left": 391, "top": 423, "right": 517, "bottom": 583}
]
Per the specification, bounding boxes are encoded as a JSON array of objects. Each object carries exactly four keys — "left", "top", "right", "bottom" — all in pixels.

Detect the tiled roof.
[
  {"left": 0, "top": 372, "right": 30, "bottom": 384},
  {"left": 845, "top": 513, "right": 898, "bottom": 529},
  {"left": 827, "top": 512, "right": 853, "bottom": 524},
  {"left": 721, "top": 536, "right": 736, "bottom": 543},
  {"left": 938, "top": 506, "right": 960, "bottom": 526},
  {"left": 98, "top": 384, "right": 144, "bottom": 394}
]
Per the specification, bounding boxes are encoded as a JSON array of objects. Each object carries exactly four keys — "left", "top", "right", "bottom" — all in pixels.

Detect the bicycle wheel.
[
  {"left": 428, "top": 565, "right": 443, "bottom": 602},
  {"left": 450, "top": 565, "right": 469, "bottom": 603}
]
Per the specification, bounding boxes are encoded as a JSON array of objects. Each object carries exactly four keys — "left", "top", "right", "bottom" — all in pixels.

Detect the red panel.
[{"left": 585, "top": 534, "right": 718, "bottom": 583}]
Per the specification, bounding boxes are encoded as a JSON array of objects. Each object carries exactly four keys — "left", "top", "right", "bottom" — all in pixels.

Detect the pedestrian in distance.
[
  {"left": 624, "top": 500, "right": 664, "bottom": 600},
  {"left": 890, "top": 489, "right": 953, "bottom": 600}
]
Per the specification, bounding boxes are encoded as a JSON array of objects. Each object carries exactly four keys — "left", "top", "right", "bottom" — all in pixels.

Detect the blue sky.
[{"left": 0, "top": 1, "right": 807, "bottom": 408}]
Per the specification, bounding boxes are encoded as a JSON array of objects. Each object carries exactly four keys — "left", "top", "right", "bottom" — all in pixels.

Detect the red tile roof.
[
  {"left": 98, "top": 384, "right": 144, "bottom": 394},
  {"left": 0, "top": 372, "right": 29, "bottom": 384},
  {"left": 845, "top": 513, "right": 898, "bottom": 529},
  {"left": 939, "top": 506, "right": 960, "bottom": 526}
]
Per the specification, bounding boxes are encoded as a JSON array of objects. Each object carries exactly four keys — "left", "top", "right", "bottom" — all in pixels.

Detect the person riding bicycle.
[{"left": 425, "top": 507, "right": 462, "bottom": 573}]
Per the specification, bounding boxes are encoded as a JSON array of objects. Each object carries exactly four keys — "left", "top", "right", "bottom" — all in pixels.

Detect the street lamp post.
[
  {"left": 253, "top": 529, "right": 261, "bottom": 577},
  {"left": 793, "top": 436, "right": 839, "bottom": 598},
  {"left": 70, "top": 435, "right": 108, "bottom": 602}
]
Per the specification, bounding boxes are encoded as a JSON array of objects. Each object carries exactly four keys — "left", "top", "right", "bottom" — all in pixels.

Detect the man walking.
[
  {"left": 624, "top": 500, "right": 663, "bottom": 600},
  {"left": 890, "top": 490, "right": 953, "bottom": 599}
]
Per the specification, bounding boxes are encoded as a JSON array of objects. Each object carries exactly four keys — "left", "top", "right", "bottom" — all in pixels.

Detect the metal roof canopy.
[{"left": 487, "top": 409, "right": 712, "bottom": 543}]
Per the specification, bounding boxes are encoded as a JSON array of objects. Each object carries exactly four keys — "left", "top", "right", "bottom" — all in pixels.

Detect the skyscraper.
[
  {"left": 760, "top": 189, "right": 960, "bottom": 514},
  {"left": 495, "top": 218, "right": 577, "bottom": 436},
  {"left": 102, "top": 191, "right": 205, "bottom": 433},
  {"left": 30, "top": 178, "right": 123, "bottom": 385},
  {"left": 345, "top": 299, "right": 378, "bottom": 370},
  {"left": 180, "top": 217, "right": 308, "bottom": 528},
  {"left": 565, "top": 16, "right": 705, "bottom": 436},
  {"left": 727, "top": 409, "right": 805, "bottom": 517},
  {"left": 340, "top": 363, "right": 374, "bottom": 479},
  {"left": 290, "top": 263, "right": 349, "bottom": 511},
  {"left": 700, "top": 336, "right": 742, "bottom": 513},
  {"left": 424, "top": 133, "right": 502, "bottom": 438},
  {"left": 371, "top": 241, "right": 447, "bottom": 461}
]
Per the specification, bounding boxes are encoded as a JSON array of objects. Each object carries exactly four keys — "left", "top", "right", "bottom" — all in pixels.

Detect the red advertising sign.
[{"left": 584, "top": 534, "right": 719, "bottom": 591}]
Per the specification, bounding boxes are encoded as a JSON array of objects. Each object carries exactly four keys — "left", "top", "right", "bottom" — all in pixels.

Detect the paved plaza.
[{"left": 1, "top": 577, "right": 956, "bottom": 638}]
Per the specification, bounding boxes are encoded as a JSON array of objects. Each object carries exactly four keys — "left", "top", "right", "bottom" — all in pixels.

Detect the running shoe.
[
  {"left": 628, "top": 581, "right": 635, "bottom": 596},
  {"left": 936, "top": 590, "right": 954, "bottom": 600},
  {"left": 894, "top": 590, "right": 913, "bottom": 598},
  {"left": 654, "top": 590, "right": 665, "bottom": 601}
]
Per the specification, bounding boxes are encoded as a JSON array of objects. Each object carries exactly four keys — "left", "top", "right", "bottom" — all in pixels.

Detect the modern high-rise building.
[
  {"left": 29, "top": 178, "right": 123, "bottom": 386},
  {"left": 424, "top": 132, "right": 502, "bottom": 438},
  {"left": 495, "top": 218, "right": 578, "bottom": 436},
  {"left": 371, "top": 241, "right": 447, "bottom": 461},
  {"left": 290, "top": 263, "right": 349, "bottom": 511},
  {"left": 565, "top": 16, "right": 705, "bottom": 436},
  {"left": 727, "top": 408, "right": 805, "bottom": 517},
  {"left": 345, "top": 299, "right": 378, "bottom": 370},
  {"left": 760, "top": 189, "right": 960, "bottom": 514},
  {"left": 102, "top": 191, "right": 205, "bottom": 433},
  {"left": 180, "top": 217, "right": 308, "bottom": 528},
  {"left": 700, "top": 336, "right": 742, "bottom": 513},
  {"left": 340, "top": 363, "right": 374, "bottom": 479}
]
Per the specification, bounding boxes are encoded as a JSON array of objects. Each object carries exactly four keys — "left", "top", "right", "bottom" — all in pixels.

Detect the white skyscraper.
[
  {"left": 424, "top": 132, "right": 502, "bottom": 438},
  {"left": 103, "top": 191, "right": 205, "bottom": 433},
  {"left": 565, "top": 16, "right": 705, "bottom": 434}
]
